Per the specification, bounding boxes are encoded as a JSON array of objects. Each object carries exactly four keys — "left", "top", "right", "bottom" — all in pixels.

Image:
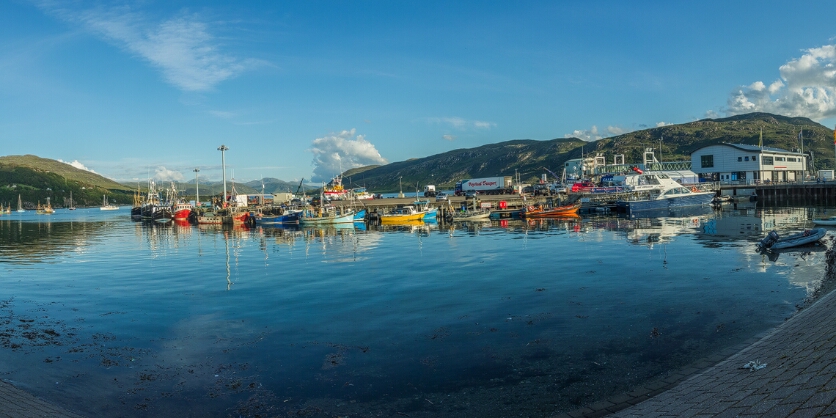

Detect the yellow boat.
[{"left": 379, "top": 206, "right": 425, "bottom": 224}]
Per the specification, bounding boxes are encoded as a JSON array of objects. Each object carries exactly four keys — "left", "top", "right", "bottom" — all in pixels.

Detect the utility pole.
[
  {"left": 218, "top": 145, "right": 229, "bottom": 205},
  {"left": 193, "top": 168, "right": 200, "bottom": 207}
]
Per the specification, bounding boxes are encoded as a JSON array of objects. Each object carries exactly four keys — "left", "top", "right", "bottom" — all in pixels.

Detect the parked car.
[{"left": 436, "top": 192, "right": 448, "bottom": 201}]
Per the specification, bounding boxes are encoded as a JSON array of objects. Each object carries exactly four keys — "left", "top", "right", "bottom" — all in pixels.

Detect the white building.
[{"left": 690, "top": 144, "right": 807, "bottom": 185}]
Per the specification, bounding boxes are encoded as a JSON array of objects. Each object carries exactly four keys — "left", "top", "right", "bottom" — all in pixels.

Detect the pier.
[{"left": 722, "top": 181, "right": 836, "bottom": 205}]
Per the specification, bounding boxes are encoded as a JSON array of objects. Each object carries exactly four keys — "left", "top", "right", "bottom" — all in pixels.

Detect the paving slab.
[{"left": 0, "top": 379, "right": 84, "bottom": 418}]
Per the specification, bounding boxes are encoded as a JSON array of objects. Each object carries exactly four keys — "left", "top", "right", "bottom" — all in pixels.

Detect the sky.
[{"left": 2, "top": 1, "right": 836, "bottom": 185}]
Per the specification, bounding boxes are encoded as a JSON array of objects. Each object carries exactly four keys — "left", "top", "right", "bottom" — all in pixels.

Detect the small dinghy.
[
  {"left": 812, "top": 216, "right": 836, "bottom": 226},
  {"left": 757, "top": 228, "right": 827, "bottom": 251}
]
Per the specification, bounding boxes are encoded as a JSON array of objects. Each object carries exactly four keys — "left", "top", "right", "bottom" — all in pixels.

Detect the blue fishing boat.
[
  {"left": 353, "top": 208, "right": 367, "bottom": 221},
  {"left": 260, "top": 210, "right": 301, "bottom": 225}
]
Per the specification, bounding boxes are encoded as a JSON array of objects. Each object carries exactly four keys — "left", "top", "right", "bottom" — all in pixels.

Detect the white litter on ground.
[{"left": 740, "top": 360, "right": 767, "bottom": 371}]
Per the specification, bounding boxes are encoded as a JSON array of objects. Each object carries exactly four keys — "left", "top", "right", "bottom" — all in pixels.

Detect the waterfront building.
[{"left": 690, "top": 144, "right": 807, "bottom": 185}]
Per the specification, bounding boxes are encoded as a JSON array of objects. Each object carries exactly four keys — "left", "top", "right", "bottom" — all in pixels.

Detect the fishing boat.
[
  {"left": 353, "top": 208, "right": 367, "bottom": 221},
  {"left": 451, "top": 209, "right": 491, "bottom": 221},
  {"left": 100, "top": 194, "right": 119, "bottom": 211},
  {"left": 379, "top": 206, "right": 425, "bottom": 224},
  {"left": 757, "top": 228, "right": 827, "bottom": 251},
  {"left": 352, "top": 187, "right": 374, "bottom": 200},
  {"left": 812, "top": 216, "right": 836, "bottom": 226},
  {"left": 299, "top": 207, "right": 356, "bottom": 225},
  {"left": 322, "top": 175, "right": 350, "bottom": 201},
  {"left": 259, "top": 209, "right": 302, "bottom": 225},
  {"left": 521, "top": 201, "right": 581, "bottom": 218},
  {"left": 615, "top": 174, "right": 715, "bottom": 213},
  {"left": 172, "top": 202, "right": 193, "bottom": 221},
  {"left": 16, "top": 194, "right": 25, "bottom": 212},
  {"left": 412, "top": 200, "right": 437, "bottom": 220}
]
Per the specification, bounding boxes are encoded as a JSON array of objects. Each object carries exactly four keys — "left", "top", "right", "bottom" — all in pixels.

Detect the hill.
[
  {"left": 340, "top": 113, "right": 836, "bottom": 192},
  {"left": 0, "top": 155, "right": 134, "bottom": 209}
]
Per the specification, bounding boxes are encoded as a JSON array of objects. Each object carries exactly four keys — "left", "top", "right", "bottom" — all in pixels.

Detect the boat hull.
[
  {"left": 380, "top": 213, "right": 426, "bottom": 223},
  {"left": 260, "top": 212, "right": 301, "bottom": 225},
  {"left": 812, "top": 217, "right": 836, "bottom": 226},
  {"left": 300, "top": 211, "right": 355, "bottom": 225},
  {"left": 173, "top": 210, "right": 191, "bottom": 221},
  {"left": 617, "top": 192, "right": 714, "bottom": 213},
  {"left": 521, "top": 202, "right": 581, "bottom": 218}
]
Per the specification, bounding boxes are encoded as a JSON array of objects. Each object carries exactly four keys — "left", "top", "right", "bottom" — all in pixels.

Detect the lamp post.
[
  {"left": 218, "top": 145, "right": 229, "bottom": 205},
  {"left": 398, "top": 176, "right": 404, "bottom": 198},
  {"left": 193, "top": 168, "right": 200, "bottom": 207}
]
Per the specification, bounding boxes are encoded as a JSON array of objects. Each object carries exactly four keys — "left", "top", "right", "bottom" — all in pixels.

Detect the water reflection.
[{"left": 0, "top": 217, "right": 111, "bottom": 264}]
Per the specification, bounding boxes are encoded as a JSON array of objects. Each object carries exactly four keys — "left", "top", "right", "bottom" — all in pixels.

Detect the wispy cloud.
[
  {"left": 36, "top": 2, "right": 255, "bottom": 91},
  {"left": 725, "top": 44, "right": 836, "bottom": 120},
  {"left": 208, "top": 110, "right": 236, "bottom": 119},
  {"left": 309, "top": 129, "right": 388, "bottom": 183},
  {"left": 442, "top": 134, "right": 456, "bottom": 141},
  {"left": 428, "top": 117, "right": 496, "bottom": 130},
  {"left": 565, "top": 126, "right": 602, "bottom": 141}
]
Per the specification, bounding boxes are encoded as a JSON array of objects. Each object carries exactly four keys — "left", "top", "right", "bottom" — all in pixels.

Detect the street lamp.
[
  {"left": 398, "top": 176, "right": 404, "bottom": 198},
  {"left": 218, "top": 145, "right": 229, "bottom": 205},
  {"left": 193, "top": 168, "right": 200, "bottom": 207}
]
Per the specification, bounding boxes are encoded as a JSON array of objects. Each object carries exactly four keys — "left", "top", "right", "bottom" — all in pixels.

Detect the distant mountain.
[
  {"left": 338, "top": 112, "right": 836, "bottom": 192},
  {"left": 0, "top": 155, "right": 134, "bottom": 208}
]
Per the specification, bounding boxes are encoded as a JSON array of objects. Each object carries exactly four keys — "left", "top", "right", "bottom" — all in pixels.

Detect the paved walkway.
[{"left": 0, "top": 379, "right": 83, "bottom": 418}]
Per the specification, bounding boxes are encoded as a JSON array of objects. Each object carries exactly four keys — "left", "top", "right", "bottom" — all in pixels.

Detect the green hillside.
[
  {"left": 0, "top": 155, "right": 134, "bottom": 209},
  {"left": 341, "top": 112, "right": 836, "bottom": 192}
]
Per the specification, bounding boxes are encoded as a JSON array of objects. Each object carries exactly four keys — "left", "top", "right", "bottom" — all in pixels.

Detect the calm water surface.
[{"left": 0, "top": 204, "right": 830, "bottom": 417}]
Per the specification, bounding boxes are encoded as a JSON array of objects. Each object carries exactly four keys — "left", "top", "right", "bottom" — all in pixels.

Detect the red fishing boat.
[{"left": 173, "top": 202, "right": 193, "bottom": 221}]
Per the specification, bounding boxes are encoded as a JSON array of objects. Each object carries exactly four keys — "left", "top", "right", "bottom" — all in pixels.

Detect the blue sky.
[{"left": 2, "top": 1, "right": 836, "bottom": 184}]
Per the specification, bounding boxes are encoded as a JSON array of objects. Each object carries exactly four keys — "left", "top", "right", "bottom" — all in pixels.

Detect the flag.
[{"left": 798, "top": 129, "right": 802, "bottom": 140}]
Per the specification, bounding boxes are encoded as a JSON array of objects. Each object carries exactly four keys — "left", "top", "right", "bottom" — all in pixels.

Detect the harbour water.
[{"left": 0, "top": 204, "right": 831, "bottom": 417}]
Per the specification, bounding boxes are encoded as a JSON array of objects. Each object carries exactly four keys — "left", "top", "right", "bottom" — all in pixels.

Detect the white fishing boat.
[
  {"left": 16, "top": 194, "right": 24, "bottom": 212},
  {"left": 451, "top": 209, "right": 492, "bottom": 221},
  {"left": 100, "top": 194, "right": 119, "bottom": 211},
  {"left": 616, "top": 173, "right": 715, "bottom": 213}
]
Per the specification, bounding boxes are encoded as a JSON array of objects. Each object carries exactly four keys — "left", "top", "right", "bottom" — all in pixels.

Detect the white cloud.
[
  {"left": 726, "top": 44, "right": 836, "bottom": 120},
  {"left": 565, "top": 125, "right": 602, "bottom": 141},
  {"left": 59, "top": 159, "right": 96, "bottom": 173},
  {"left": 607, "top": 126, "right": 629, "bottom": 135},
  {"left": 309, "top": 129, "right": 388, "bottom": 183},
  {"left": 154, "top": 166, "right": 185, "bottom": 182},
  {"left": 36, "top": 2, "right": 254, "bottom": 91},
  {"left": 704, "top": 110, "right": 720, "bottom": 119},
  {"left": 656, "top": 122, "right": 669, "bottom": 127},
  {"left": 442, "top": 134, "right": 456, "bottom": 141},
  {"left": 429, "top": 117, "right": 496, "bottom": 130}
]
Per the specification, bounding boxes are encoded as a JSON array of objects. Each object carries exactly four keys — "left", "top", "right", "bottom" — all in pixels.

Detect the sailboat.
[
  {"left": 37, "top": 197, "right": 55, "bottom": 214},
  {"left": 16, "top": 194, "right": 25, "bottom": 212},
  {"left": 100, "top": 194, "right": 119, "bottom": 211},
  {"left": 68, "top": 191, "right": 76, "bottom": 210}
]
